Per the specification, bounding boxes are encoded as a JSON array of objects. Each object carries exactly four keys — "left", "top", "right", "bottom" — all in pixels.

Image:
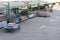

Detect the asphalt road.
[{"left": 0, "top": 10, "right": 60, "bottom": 40}]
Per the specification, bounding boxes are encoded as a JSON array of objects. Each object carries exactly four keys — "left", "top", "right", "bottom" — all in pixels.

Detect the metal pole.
[
  {"left": 8, "top": 1, "right": 10, "bottom": 15},
  {"left": 7, "top": 0, "right": 10, "bottom": 23},
  {"left": 27, "top": 1, "right": 31, "bottom": 18},
  {"left": 26, "top": 1, "right": 30, "bottom": 17},
  {"left": 38, "top": 0, "right": 40, "bottom": 11}
]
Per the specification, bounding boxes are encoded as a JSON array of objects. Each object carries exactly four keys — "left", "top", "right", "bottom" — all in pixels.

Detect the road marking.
[
  {"left": 50, "top": 19, "right": 54, "bottom": 22},
  {"left": 40, "top": 25, "right": 46, "bottom": 29}
]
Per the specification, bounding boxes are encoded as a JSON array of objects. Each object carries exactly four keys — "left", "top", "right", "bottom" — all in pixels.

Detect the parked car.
[{"left": 36, "top": 11, "right": 50, "bottom": 17}]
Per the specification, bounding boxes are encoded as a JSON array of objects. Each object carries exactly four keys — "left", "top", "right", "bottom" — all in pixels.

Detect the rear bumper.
[{"left": 3, "top": 24, "right": 20, "bottom": 30}]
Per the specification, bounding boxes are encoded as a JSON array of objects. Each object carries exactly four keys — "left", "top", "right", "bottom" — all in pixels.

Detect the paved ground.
[{"left": 0, "top": 10, "right": 60, "bottom": 40}]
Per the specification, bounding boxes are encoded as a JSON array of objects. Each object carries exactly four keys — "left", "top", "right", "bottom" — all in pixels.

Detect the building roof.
[{"left": 0, "top": 1, "right": 26, "bottom": 8}]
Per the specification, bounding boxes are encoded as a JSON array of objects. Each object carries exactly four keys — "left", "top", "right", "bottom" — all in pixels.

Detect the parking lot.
[{"left": 0, "top": 10, "right": 60, "bottom": 40}]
